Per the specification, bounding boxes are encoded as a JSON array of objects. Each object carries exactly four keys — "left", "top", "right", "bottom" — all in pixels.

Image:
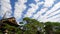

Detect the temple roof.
[{"left": 0, "top": 17, "right": 19, "bottom": 27}]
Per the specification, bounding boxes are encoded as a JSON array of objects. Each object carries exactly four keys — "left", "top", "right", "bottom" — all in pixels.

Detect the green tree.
[
  {"left": 44, "top": 22, "right": 53, "bottom": 34},
  {"left": 23, "top": 17, "right": 44, "bottom": 34}
]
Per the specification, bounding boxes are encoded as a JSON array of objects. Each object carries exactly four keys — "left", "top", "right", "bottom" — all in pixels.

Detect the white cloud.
[
  {"left": 1, "top": 0, "right": 10, "bottom": 3},
  {"left": 32, "top": 8, "right": 47, "bottom": 19},
  {"left": 33, "top": 0, "right": 60, "bottom": 22},
  {"left": 15, "top": 0, "right": 60, "bottom": 22},
  {"left": 40, "top": 14, "right": 60, "bottom": 22},
  {"left": 44, "top": 13, "right": 60, "bottom": 22},
  {"left": 44, "top": 2, "right": 60, "bottom": 16},
  {"left": 24, "top": 2, "right": 44, "bottom": 17},
  {"left": 37, "top": 16, "right": 47, "bottom": 22},
  {"left": 18, "top": 0, "right": 27, "bottom": 4},
  {"left": 0, "top": 0, "right": 12, "bottom": 18},
  {"left": 44, "top": 0, "right": 55, "bottom": 7},
  {"left": 40, "top": 2, "right": 60, "bottom": 22},
  {"left": 14, "top": 0, "right": 27, "bottom": 22},
  {"left": 36, "top": 4, "right": 60, "bottom": 22},
  {"left": 57, "top": 19, "right": 60, "bottom": 22},
  {"left": 37, "top": 1, "right": 44, "bottom": 5},
  {"left": 1, "top": 0, "right": 59, "bottom": 22},
  {"left": 38, "top": 14, "right": 60, "bottom": 22},
  {"left": 47, "top": 14, "right": 60, "bottom": 20},
  {"left": 35, "top": 0, "right": 40, "bottom": 3},
  {"left": 3, "top": 10, "right": 12, "bottom": 18},
  {"left": 46, "top": 17, "right": 60, "bottom": 22},
  {"left": 1, "top": 0, "right": 11, "bottom": 9},
  {"left": 24, "top": 3, "right": 38, "bottom": 17},
  {"left": 47, "top": 10, "right": 60, "bottom": 18}
]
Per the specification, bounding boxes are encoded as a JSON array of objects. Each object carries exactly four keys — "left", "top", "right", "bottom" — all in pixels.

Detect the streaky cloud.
[
  {"left": 14, "top": 0, "right": 27, "bottom": 23},
  {"left": 0, "top": 0, "right": 12, "bottom": 18}
]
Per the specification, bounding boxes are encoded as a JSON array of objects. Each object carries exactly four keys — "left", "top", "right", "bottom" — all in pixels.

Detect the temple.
[{"left": 0, "top": 17, "right": 19, "bottom": 34}]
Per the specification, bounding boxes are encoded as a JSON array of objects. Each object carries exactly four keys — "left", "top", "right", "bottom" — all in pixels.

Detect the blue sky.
[{"left": 0, "top": 0, "right": 60, "bottom": 24}]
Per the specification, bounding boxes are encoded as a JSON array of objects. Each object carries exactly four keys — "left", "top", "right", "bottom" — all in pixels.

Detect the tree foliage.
[{"left": 0, "top": 17, "right": 60, "bottom": 34}]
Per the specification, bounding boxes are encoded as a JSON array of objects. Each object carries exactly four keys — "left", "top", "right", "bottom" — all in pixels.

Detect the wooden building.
[
  {"left": 0, "top": 17, "right": 19, "bottom": 34},
  {"left": 1, "top": 17, "right": 19, "bottom": 27}
]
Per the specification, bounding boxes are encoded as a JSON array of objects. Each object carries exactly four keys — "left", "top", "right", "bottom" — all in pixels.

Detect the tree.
[
  {"left": 44, "top": 22, "right": 53, "bottom": 34},
  {"left": 23, "top": 17, "right": 44, "bottom": 34}
]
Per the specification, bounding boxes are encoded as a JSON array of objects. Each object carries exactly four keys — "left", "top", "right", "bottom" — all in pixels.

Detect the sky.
[{"left": 0, "top": 0, "right": 60, "bottom": 24}]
